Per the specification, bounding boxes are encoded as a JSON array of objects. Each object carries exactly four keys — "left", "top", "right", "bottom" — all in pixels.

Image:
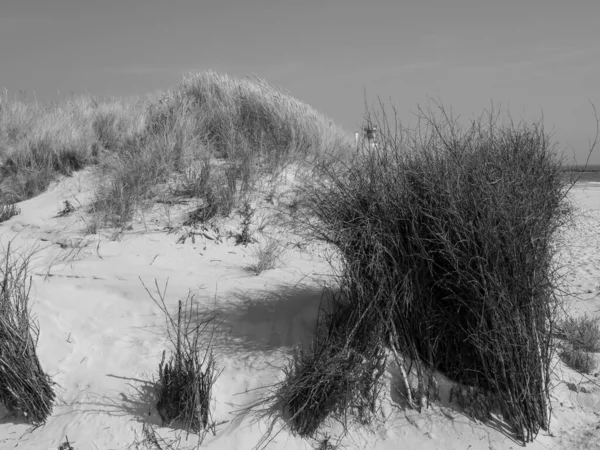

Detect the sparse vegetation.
[
  {"left": 559, "top": 313, "right": 600, "bottom": 374},
  {"left": 0, "top": 240, "right": 56, "bottom": 424},
  {"left": 249, "top": 238, "right": 285, "bottom": 275}
]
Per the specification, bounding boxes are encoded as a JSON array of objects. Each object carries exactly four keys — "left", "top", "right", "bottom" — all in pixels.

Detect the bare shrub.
[
  {"left": 0, "top": 241, "right": 56, "bottom": 424},
  {"left": 141, "top": 278, "right": 221, "bottom": 441}
]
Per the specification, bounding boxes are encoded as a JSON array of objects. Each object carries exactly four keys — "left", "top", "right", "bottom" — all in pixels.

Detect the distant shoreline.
[{"left": 563, "top": 164, "right": 600, "bottom": 172}]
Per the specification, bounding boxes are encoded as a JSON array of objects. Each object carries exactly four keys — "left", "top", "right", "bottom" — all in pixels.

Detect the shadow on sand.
[{"left": 211, "top": 282, "right": 332, "bottom": 357}]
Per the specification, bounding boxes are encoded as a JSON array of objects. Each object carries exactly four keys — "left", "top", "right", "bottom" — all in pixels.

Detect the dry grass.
[
  {"left": 275, "top": 102, "right": 578, "bottom": 444},
  {"left": 251, "top": 289, "right": 386, "bottom": 446},
  {"left": 0, "top": 73, "right": 352, "bottom": 231},
  {"left": 0, "top": 92, "right": 145, "bottom": 204},
  {"left": 249, "top": 238, "right": 286, "bottom": 275},
  {"left": 141, "top": 278, "right": 221, "bottom": 443},
  {"left": 0, "top": 240, "right": 56, "bottom": 424}
]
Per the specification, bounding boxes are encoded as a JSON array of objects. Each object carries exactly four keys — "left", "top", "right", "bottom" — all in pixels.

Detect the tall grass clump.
[
  {"left": 287, "top": 104, "right": 572, "bottom": 444},
  {"left": 0, "top": 241, "right": 56, "bottom": 424},
  {"left": 141, "top": 279, "right": 221, "bottom": 441}
]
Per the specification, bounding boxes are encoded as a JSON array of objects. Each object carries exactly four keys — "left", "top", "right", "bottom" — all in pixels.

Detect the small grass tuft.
[
  {"left": 559, "top": 313, "right": 600, "bottom": 374},
  {"left": 141, "top": 278, "right": 221, "bottom": 441},
  {"left": 249, "top": 238, "right": 285, "bottom": 275}
]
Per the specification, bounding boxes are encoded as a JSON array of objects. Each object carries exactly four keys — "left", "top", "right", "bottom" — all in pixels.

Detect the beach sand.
[{"left": 0, "top": 172, "right": 599, "bottom": 450}]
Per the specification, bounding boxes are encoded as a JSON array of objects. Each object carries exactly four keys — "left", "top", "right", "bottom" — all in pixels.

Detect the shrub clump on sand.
[
  {"left": 142, "top": 279, "right": 221, "bottom": 440},
  {"left": 0, "top": 241, "right": 56, "bottom": 424},
  {"left": 277, "top": 104, "right": 572, "bottom": 444},
  {"left": 559, "top": 313, "right": 600, "bottom": 374}
]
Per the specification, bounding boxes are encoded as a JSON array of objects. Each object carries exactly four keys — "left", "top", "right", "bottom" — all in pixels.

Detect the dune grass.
[
  {"left": 262, "top": 103, "right": 576, "bottom": 444},
  {"left": 1, "top": 72, "right": 351, "bottom": 231},
  {"left": 3, "top": 74, "right": 597, "bottom": 447},
  {"left": 0, "top": 92, "right": 146, "bottom": 205},
  {"left": 141, "top": 278, "right": 221, "bottom": 441},
  {"left": 0, "top": 240, "right": 56, "bottom": 424}
]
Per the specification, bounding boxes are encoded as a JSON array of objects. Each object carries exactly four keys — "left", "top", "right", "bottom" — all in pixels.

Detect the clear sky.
[{"left": 2, "top": 0, "right": 599, "bottom": 164}]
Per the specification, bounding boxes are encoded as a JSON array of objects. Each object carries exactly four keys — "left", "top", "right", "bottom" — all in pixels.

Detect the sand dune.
[{"left": 0, "top": 172, "right": 599, "bottom": 449}]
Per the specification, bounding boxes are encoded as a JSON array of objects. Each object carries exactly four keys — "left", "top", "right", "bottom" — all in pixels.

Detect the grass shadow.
[{"left": 211, "top": 283, "right": 332, "bottom": 357}]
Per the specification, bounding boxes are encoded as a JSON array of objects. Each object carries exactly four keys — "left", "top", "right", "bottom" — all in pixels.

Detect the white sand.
[{"left": 0, "top": 172, "right": 599, "bottom": 450}]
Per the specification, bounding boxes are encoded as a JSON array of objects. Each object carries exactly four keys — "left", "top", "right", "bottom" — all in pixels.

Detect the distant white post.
[{"left": 355, "top": 124, "right": 379, "bottom": 151}]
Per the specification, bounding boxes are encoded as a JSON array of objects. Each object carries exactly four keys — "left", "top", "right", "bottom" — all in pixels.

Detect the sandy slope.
[{"left": 0, "top": 172, "right": 599, "bottom": 450}]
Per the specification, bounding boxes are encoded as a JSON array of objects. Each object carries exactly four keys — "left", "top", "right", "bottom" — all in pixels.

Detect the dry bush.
[
  {"left": 293, "top": 103, "right": 576, "bottom": 444},
  {"left": 141, "top": 279, "right": 221, "bottom": 441},
  {"left": 0, "top": 241, "right": 56, "bottom": 424},
  {"left": 559, "top": 313, "right": 600, "bottom": 374}
]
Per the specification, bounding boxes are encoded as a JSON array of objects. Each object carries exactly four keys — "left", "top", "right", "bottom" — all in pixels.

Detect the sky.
[{"left": 1, "top": 0, "right": 600, "bottom": 164}]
